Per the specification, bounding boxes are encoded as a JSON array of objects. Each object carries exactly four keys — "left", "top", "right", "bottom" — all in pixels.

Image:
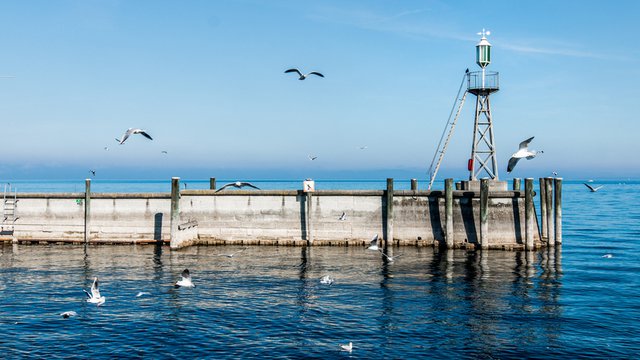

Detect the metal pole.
[
  {"left": 554, "top": 178, "right": 562, "bottom": 245},
  {"left": 539, "top": 178, "right": 548, "bottom": 240},
  {"left": 545, "top": 177, "right": 554, "bottom": 246},
  {"left": 385, "top": 178, "right": 394, "bottom": 247},
  {"left": 84, "top": 179, "right": 91, "bottom": 244},
  {"left": 480, "top": 178, "right": 489, "bottom": 249},
  {"left": 445, "top": 178, "right": 454, "bottom": 249},
  {"left": 525, "top": 178, "right": 535, "bottom": 251},
  {"left": 170, "top": 177, "right": 180, "bottom": 249}
]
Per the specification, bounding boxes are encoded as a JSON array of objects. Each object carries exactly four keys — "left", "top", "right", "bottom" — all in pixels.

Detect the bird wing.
[
  {"left": 215, "top": 183, "right": 234, "bottom": 192},
  {"left": 583, "top": 183, "right": 595, "bottom": 191},
  {"left": 138, "top": 131, "right": 153, "bottom": 140},
  {"left": 518, "top": 136, "right": 534, "bottom": 150},
  {"left": 369, "top": 234, "right": 379, "bottom": 247},
  {"left": 83, "top": 289, "right": 92, "bottom": 299},
  {"left": 507, "top": 157, "right": 520, "bottom": 173},
  {"left": 308, "top": 71, "right": 324, "bottom": 78},
  {"left": 594, "top": 185, "right": 604, "bottom": 191},
  {"left": 285, "top": 68, "right": 302, "bottom": 76},
  {"left": 241, "top": 182, "right": 260, "bottom": 190},
  {"left": 91, "top": 278, "right": 101, "bottom": 298}
]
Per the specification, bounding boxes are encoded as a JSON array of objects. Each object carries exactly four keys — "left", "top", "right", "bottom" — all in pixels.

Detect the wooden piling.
[
  {"left": 554, "top": 177, "right": 562, "bottom": 245},
  {"left": 445, "top": 178, "right": 454, "bottom": 248},
  {"left": 385, "top": 178, "right": 394, "bottom": 247},
  {"left": 170, "top": 177, "right": 180, "bottom": 249},
  {"left": 209, "top": 177, "right": 216, "bottom": 190},
  {"left": 306, "top": 192, "right": 313, "bottom": 244},
  {"left": 512, "top": 178, "right": 521, "bottom": 191},
  {"left": 539, "top": 178, "right": 548, "bottom": 240},
  {"left": 479, "top": 178, "right": 489, "bottom": 249},
  {"left": 410, "top": 178, "right": 418, "bottom": 191},
  {"left": 545, "top": 177, "right": 555, "bottom": 246},
  {"left": 455, "top": 182, "right": 462, "bottom": 190},
  {"left": 84, "top": 179, "right": 91, "bottom": 244},
  {"left": 525, "top": 178, "right": 535, "bottom": 251}
]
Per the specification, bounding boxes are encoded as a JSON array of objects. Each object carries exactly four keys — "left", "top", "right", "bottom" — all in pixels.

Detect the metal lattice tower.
[{"left": 468, "top": 29, "right": 500, "bottom": 181}]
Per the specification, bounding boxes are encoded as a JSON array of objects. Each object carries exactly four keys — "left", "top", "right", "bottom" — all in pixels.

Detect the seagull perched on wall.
[
  {"left": 584, "top": 183, "right": 604, "bottom": 192},
  {"left": 507, "top": 136, "right": 543, "bottom": 173},
  {"left": 285, "top": 68, "right": 324, "bottom": 80},
  {"left": 215, "top": 181, "right": 260, "bottom": 192},
  {"left": 84, "top": 277, "right": 106, "bottom": 306},
  {"left": 175, "top": 269, "right": 195, "bottom": 288},
  {"left": 115, "top": 128, "right": 153, "bottom": 145}
]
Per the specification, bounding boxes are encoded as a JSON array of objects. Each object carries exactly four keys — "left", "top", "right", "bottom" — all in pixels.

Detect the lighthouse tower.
[{"left": 467, "top": 29, "right": 500, "bottom": 181}]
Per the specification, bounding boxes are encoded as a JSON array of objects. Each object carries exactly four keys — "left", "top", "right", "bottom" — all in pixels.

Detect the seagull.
[
  {"left": 175, "top": 269, "right": 195, "bottom": 288},
  {"left": 89, "top": 169, "right": 96, "bottom": 177},
  {"left": 380, "top": 251, "right": 403, "bottom": 262},
  {"left": 136, "top": 292, "right": 150, "bottom": 297},
  {"left": 359, "top": 145, "right": 368, "bottom": 150},
  {"left": 116, "top": 128, "right": 153, "bottom": 145},
  {"left": 308, "top": 155, "right": 318, "bottom": 161},
  {"left": 338, "top": 212, "right": 347, "bottom": 221},
  {"left": 507, "top": 136, "right": 543, "bottom": 173},
  {"left": 367, "top": 234, "right": 380, "bottom": 251},
  {"left": 161, "top": 150, "right": 168, "bottom": 154},
  {"left": 584, "top": 183, "right": 604, "bottom": 192},
  {"left": 340, "top": 342, "right": 353, "bottom": 353},
  {"left": 602, "top": 254, "right": 613, "bottom": 258},
  {"left": 284, "top": 68, "right": 324, "bottom": 80},
  {"left": 104, "top": 146, "right": 109, "bottom": 151},
  {"left": 552, "top": 171, "right": 558, "bottom": 177},
  {"left": 320, "top": 275, "right": 334, "bottom": 285},
  {"left": 60, "top": 311, "right": 77, "bottom": 318},
  {"left": 84, "top": 277, "right": 106, "bottom": 306},
  {"left": 215, "top": 181, "right": 260, "bottom": 192},
  {"left": 217, "top": 247, "right": 249, "bottom": 258}
]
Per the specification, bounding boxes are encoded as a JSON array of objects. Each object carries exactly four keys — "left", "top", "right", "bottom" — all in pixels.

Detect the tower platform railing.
[{"left": 467, "top": 71, "right": 499, "bottom": 95}]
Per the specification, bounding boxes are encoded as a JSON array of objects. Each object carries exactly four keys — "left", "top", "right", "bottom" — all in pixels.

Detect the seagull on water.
[
  {"left": 584, "top": 183, "right": 604, "bottom": 192},
  {"left": 340, "top": 342, "right": 353, "bottom": 353},
  {"left": 215, "top": 182, "right": 260, "bottom": 192},
  {"left": 339, "top": 212, "right": 347, "bottom": 221},
  {"left": 175, "top": 269, "right": 195, "bottom": 288},
  {"left": 320, "top": 275, "right": 334, "bottom": 285},
  {"left": 285, "top": 68, "right": 324, "bottom": 80},
  {"left": 60, "top": 311, "right": 77, "bottom": 318},
  {"left": 602, "top": 254, "right": 613, "bottom": 258},
  {"left": 84, "top": 277, "right": 106, "bottom": 306},
  {"left": 217, "top": 247, "right": 249, "bottom": 258},
  {"left": 116, "top": 128, "right": 153, "bottom": 145},
  {"left": 367, "top": 234, "right": 380, "bottom": 251},
  {"left": 507, "top": 136, "right": 543, "bottom": 173}
]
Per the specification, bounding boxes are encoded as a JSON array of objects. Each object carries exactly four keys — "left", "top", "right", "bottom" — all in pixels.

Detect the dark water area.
[{"left": 0, "top": 180, "right": 639, "bottom": 358}]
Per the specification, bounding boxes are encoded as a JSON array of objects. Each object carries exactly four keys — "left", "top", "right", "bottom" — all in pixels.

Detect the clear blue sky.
[{"left": 0, "top": 0, "right": 638, "bottom": 181}]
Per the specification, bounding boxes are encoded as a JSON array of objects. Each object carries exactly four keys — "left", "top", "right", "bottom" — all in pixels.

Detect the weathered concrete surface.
[{"left": 1, "top": 189, "right": 541, "bottom": 249}]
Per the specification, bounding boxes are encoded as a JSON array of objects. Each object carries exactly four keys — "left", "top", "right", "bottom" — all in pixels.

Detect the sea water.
[{"left": 0, "top": 180, "right": 639, "bottom": 358}]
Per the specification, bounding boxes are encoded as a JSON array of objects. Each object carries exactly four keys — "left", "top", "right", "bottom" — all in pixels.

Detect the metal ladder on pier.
[
  {"left": 3, "top": 183, "right": 18, "bottom": 231},
  {"left": 427, "top": 71, "right": 469, "bottom": 190}
]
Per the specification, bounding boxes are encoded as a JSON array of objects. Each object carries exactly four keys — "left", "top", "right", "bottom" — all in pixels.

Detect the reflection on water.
[{"left": 0, "top": 243, "right": 588, "bottom": 358}]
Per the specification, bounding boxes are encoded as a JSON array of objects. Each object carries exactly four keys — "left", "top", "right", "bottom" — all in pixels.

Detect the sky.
[{"left": 0, "top": 0, "right": 638, "bottom": 181}]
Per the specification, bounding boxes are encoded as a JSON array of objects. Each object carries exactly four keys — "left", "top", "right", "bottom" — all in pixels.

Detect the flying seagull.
[
  {"left": 116, "top": 128, "right": 153, "bottom": 145},
  {"left": 308, "top": 155, "right": 318, "bottom": 161},
  {"left": 284, "top": 68, "right": 324, "bottom": 80},
  {"left": 89, "top": 169, "right": 96, "bottom": 177},
  {"left": 320, "top": 275, "right": 334, "bottom": 285},
  {"left": 340, "top": 342, "right": 353, "bottom": 353},
  {"left": 84, "top": 277, "right": 106, "bottom": 306},
  {"left": 60, "top": 311, "right": 77, "bottom": 319},
  {"left": 584, "top": 183, "right": 604, "bottom": 192},
  {"left": 217, "top": 247, "right": 249, "bottom": 258},
  {"left": 380, "top": 251, "right": 403, "bottom": 263},
  {"left": 175, "top": 269, "right": 195, "bottom": 288},
  {"left": 507, "top": 136, "right": 543, "bottom": 173},
  {"left": 367, "top": 234, "right": 380, "bottom": 251},
  {"left": 215, "top": 181, "right": 260, "bottom": 192}
]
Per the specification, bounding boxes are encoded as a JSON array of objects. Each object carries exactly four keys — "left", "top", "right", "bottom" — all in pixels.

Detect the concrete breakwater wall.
[{"left": 0, "top": 178, "right": 554, "bottom": 250}]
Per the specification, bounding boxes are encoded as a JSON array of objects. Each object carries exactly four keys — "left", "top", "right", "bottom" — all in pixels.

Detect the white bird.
[
  {"left": 339, "top": 212, "right": 347, "bottom": 221},
  {"left": 308, "top": 155, "right": 318, "bottom": 161},
  {"left": 175, "top": 269, "right": 195, "bottom": 288},
  {"left": 380, "top": 251, "right": 403, "bottom": 262},
  {"left": 215, "top": 181, "right": 260, "bottom": 192},
  {"left": 217, "top": 247, "right": 249, "bottom": 258},
  {"left": 285, "top": 68, "right": 324, "bottom": 80},
  {"left": 367, "top": 234, "right": 380, "bottom": 251},
  {"left": 584, "top": 183, "right": 604, "bottom": 192},
  {"left": 84, "top": 277, "right": 106, "bottom": 306},
  {"left": 136, "top": 292, "right": 150, "bottom": 297},
  {"left": 320, "top": 275, "right": 334, "bottom": 285},
  {"left": 602, "top": 254, "right": 613, "bottom": 258},
  {"left": 60, "top": 311, "right": 77, "bottom": 318},
  {"left": 507, "top": 137, "right": 543, "bottom": 173},
  {"left": 116, "top": 128, "right": 153, "bottom": 145},
  {"left": 340, "top": 342, "right": 353, "bottom": 353}
]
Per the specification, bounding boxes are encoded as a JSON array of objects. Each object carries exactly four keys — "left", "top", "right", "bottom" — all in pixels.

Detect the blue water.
[{"left": 1, "top": 180, "right": 639, "bottom": 358}]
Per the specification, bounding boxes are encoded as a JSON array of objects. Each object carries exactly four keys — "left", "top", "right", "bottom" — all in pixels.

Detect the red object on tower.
[{"left": 467, "top": 158, "right": 474, "bottom": 171}]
